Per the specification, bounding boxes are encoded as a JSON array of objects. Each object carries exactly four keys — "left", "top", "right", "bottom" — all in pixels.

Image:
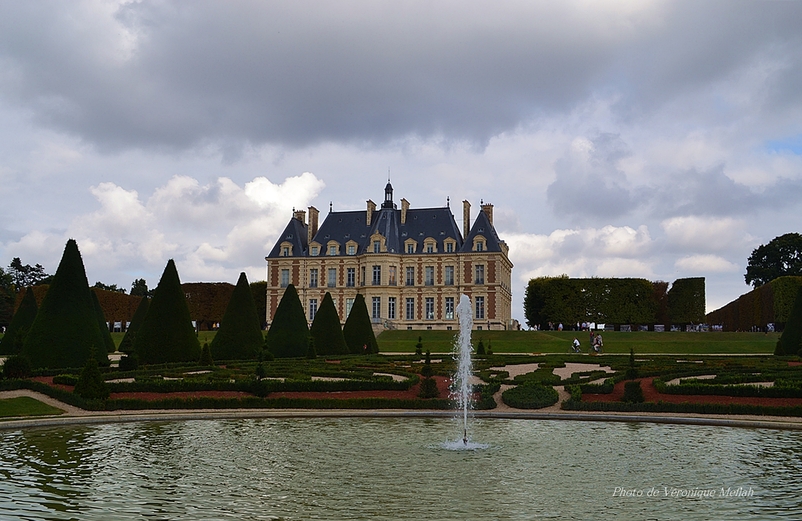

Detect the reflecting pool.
[{"left": 1, "top": 417, "right": 801, "bottom": 520}]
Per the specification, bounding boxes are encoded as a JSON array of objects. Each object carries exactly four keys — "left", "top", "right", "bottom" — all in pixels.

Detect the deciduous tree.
[{"left": 745, "top": 233, "right": 802, "bottom": 288}]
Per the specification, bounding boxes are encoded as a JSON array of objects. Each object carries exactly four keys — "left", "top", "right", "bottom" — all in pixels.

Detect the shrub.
[
  {"left": 266, "top": 285, "right": 309, "bottom": 358},
  {"left": 625, "top": 348, "right": 638, "bottom": 380},
  {"left": 210, "top": 272, "right": 263, "bottom": 360},
  {"left": 73, "top": 352, "right": 110, "bottom": 400},
  {"left": 133, "top": 259, "right": 201, "bottom": 365},
  {"left": 501, "top": 383, "right": 559, "bottom": 409},
  {"left": 343, "top": 294, "right": 378, "bottom": 354},
  {"left": 414, "top": 336, "right": 423, "bottom": 356},
  {"left": 306, "top": 336, "right": 317, "bottom": 359},
  {"left": 310, "top": 292, "right": 348, "bottom": 355},
  {"left": 0, "top": 286, "right": 38, "bottom": 355},
  {"left": 118, "top": 354, "right": 138, "bottom": 371},
  {"left": 566, "top": 384, "right": 582, "bottom": 403},
  {"left": 199, "top": 343, "right": 214, "bottom": 366},
  {"left": 777, "top": 285, "right": 802, "bottom": 356},
  {"left": 622, "top": 381, "right": 644, "bottom": 403},
  {"left": 3, "top": 355, "right": 32, "bottom": 379},
  {"left": 119, "top": 296, "right": 149, "bottom": 354},
  {"left": 21, "top": 239, "right": 109, "bottom": 369},
  {"left": 91, "top": 290, "right": 116, "bottom": 354},
  {"left": 476, "top": 339, "right": 485, "bottom": 355},
  {"left": 53, "top": 374, "right": 79, "bottom": 386}
]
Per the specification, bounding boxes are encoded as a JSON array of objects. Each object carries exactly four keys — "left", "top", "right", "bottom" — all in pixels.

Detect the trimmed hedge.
[
  {"left": 210, "top": 272, "right": 263, "bottom": 361},
  {"left": 561, "top": 399, "right": 802, "bottom": 417},
  {"left": 653, "top": 378, "right": 802, "bottom": 398},
  {"left": 0, "top": 286, "right": 37, "bottom": 355},
  {"left": 501, "top": 383, "right": 559, "bottom": 409},
  {"left": 267, "top": 284, "right": 309, "bottom": 358}
]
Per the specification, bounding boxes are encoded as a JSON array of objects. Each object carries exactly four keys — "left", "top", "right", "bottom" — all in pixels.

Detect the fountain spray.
[{"left": 454, "top": 294, "right": 473, "bottom": 443}]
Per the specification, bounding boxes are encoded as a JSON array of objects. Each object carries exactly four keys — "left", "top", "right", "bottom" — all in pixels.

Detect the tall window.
[
  {"left": 348, "top": 244, "right": 355, "bottom": 255},
  {"left": 445, "top": 297, "right": 454, "bottom": 320},
  {"left": 280, "top": 269, "right": 289, "bottom": 288},
  {"left": 311, "top": 246, "right": 318, "bottom": 256},
  {"left": 406, "top": 298, "right": 415, "bottom": 320},
  {"left": 406, "top": 266, "right": 415, "bottom": 286},
  {"left": 372, "top": 265, "right": 381, "bottom": 285},
  {"left": 346, "top": 298, "right": 354, "bottom": 318},
  {"left": 475, "top": 265, "right": 484, "bottom": 285},
  {"left": 327, "top": 268, "right": 337, "bottom": 288},
  {"left": 476, "top": 242, "right": 484, "bottom": 252},
  {"left": 425, "top": 266, "right": 434, "bottom": 286},
  {"left": 388, "top": 266, "right": 397, "bottom": 286},
  {"left": 372, "top": 297, "right": 381, "bottom": 320},
  {"left": 406, "top": 243, "right": 415, "bottom": 254},
  {"left": 281, "top": 246, "right": 289, "bottom": 256},
  {"left": 346, "top": 267, "right": 355, "bottom": 287},
  {"left": 388, "top": 297, "right": 396, "bottom": 319},
  {"left": 361, "top": 266, "right": 366, "bottom": 286},
  {"left": 309, "top": 268, "right": 318, "bottom": 288},
  {"left": 373, "top": 240, "right": 381, "bottom": 253},
  {"left": 446, "top": 242, "right": 453, "bottom": 253},
  {"left": 444, "top": 266, "right": 454, "bottom": 285},
  {"left": 475, "top": 296, "right": 485, "bottom": 319},
  {"left": 425, "top": 297, "right": 434, "bottom": 320},
  {"left": 309, "top": 299, "right": 318, "bottom": 321}
]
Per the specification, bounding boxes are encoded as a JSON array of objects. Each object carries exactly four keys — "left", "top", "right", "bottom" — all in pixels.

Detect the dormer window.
[
  {"left": 311, "top": 246, "right": 318, "bottom": 256},
  {"left": 407, "top": 244, "right": 415, "bottom": 254},
  {"left": 282, "top": 247, "right": 289, "bottom": 256},
  {"left": 373, "top": 241, "right": 381, "bottom": 253},
  {"left": 476, "top": 242, "right": 484, "bottom": 252}
]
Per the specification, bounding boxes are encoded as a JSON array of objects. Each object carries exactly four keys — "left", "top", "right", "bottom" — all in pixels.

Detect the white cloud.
[
  {"left": 675, "top": 254, "right": 740, "bottom": 273},
  {"left": 661, "top": 216, "right": 752, "bottom": 252}
]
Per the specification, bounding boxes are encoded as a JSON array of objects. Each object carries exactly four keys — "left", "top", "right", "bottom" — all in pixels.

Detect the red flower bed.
[{"left": 583, "top": 377, "right": 802, "bottom": 407}]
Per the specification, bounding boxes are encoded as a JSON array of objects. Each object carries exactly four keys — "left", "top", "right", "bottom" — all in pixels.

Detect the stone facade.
[{"left": 265, "top": 183, "right": 513, "bottom": 331}]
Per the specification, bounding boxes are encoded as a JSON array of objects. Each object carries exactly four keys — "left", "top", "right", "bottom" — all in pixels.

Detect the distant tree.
[
  {"left": 667, "top": 278, "right": 705, "bottom": 324},
  {"left": 745, "top": 233, "right": 802, "bottom": 288},
  {"left": 91, "top": 290, "right": 116, "bottom": 353},
  {"left": 0, "top": 286, "right": 38, "bottom": 355},
  {"left": 132, "top": 259, "right": 201, "bottom": 365},
  {"left": 7, "top": 258, "right": 51, "bottom": 289},
  {"left": 130, "top": 278, "right": 151, "bottom": 297},
  {"left": 776, "top": 285, "right": 802, "bottom": 356},
  {"left": 93, "top": 281, "right": 126, "bottom": 293},
  {"left": 342, "top": 294, "right": 378, "bottom": 355},
  {"left": 119, "top": 296, "right": 149, "bottom": 354},
  {"left": 73, "top": 350, "right": 110, "bottom": 401},
  {"left": 310, "top": 292, "right": 348, "bottom": 355},
  {"left": 21, "top": 240, "right": 109, "bottom": 370},
  {"left": 266, "top": 284, "right": 309, "bottom": 358},
  {"left": 210, "top": 272, "right": 263, "bottom": 360}
]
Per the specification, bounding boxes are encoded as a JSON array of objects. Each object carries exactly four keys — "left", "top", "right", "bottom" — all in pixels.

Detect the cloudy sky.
[{"left": 1, "top": 1, "right": 801, "bottom": 324}]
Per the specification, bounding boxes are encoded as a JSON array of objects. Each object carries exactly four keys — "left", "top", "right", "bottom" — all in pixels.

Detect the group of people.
[{"left": 571, "top": 333, "right": 604, "bottom": 354}]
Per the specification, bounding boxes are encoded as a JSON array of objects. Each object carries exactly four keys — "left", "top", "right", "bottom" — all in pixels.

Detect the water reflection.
[{"left": 1, "top": 418, "right": 801, "bottom": 520}]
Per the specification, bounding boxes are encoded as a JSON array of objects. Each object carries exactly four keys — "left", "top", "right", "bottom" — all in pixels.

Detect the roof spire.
[
  {"left": 329, "top": 201, "right": 333, "bottom": 212},
  {"left": 447, "top": 196, "right": 450, "bottom": 207}
]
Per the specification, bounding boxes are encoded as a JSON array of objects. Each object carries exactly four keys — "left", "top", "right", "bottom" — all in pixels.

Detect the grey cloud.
[
  {"left": 546, "top": 133, "right": 638, "bottom": 222},
  {"left": 1, "top": 2, "right": 801, "bottom": 152}
]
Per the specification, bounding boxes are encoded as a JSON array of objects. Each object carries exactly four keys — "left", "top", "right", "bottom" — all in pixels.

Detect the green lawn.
[
  {"left": 377, "top": 329, "right": 779, "bottom": 355},
  {"left": 0, "top": 396, "right": 64, "bottom": 418}
]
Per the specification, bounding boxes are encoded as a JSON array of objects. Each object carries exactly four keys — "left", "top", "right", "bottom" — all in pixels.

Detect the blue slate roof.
[{"left": 267, "top": 185, "right": 503, "bottom": 258}]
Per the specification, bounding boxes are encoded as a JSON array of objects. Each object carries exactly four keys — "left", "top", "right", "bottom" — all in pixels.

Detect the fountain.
[{"left": 443, "top": 294, "right": 487, "bottom": 450}]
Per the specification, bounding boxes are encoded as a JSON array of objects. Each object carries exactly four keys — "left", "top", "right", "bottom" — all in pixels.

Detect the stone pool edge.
[{"left": 3, "top": 408, "right": 802, "bottom": 431}]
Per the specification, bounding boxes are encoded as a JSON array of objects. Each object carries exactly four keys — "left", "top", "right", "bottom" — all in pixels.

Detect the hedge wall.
[
  {"left": 523, "top": 276, "right": 704, "bottom": 328},
  {"left": 706, "top": 276, "right": 802, "bottom": 331}
]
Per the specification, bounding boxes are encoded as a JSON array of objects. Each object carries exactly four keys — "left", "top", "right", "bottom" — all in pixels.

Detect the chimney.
[
  {"left": 401, "top": 198, "right": 410, "bottom": 224},
  {"left": 462, "top": 200, "right": 471, "bottom": 239},
  {"left": 366, "top": 199, "right": 376, "bottom": 226},
  {"left": 308, "top": 206, "right": 319, "bottom": 244},
  {"left": 481, "top": 202, "right": 494, "bottom": 226},
  {"left": 293, "top": 209, "right": 306, "bottom": 224}
]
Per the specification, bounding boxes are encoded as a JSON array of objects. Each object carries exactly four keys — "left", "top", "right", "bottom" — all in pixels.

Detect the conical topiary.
[
  {"left": 21, "top": 239, "right": 108, "bottom": 369},
  {"left": 210, "top": 272, "right": 263, "bottom": 361},
  {"left": 266, "top": 284, "right": 309, "bottom": 358},
  {"left": 310, "top": 292, "right": 348, "bottom": 355},
  {"left": 777, "top": 285, "right": 802, "bottom": 356},
  {"left": 133, "top": 259, "right": 201, "bottom": 364},
  {"left": 91, "top": 290, "right": 116, "bottom": 353},
  {"left": 199, "top": 342, "right": 214, "bottom": 366},
  {"left": 343, "top": 294, "right": 378, "bottom": 355},
  {"left": 119, "top": 296, "right": 149, "bottom": 354},
  {"left": 0, "top": 286, "right": 38, "bottom": 355}
]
